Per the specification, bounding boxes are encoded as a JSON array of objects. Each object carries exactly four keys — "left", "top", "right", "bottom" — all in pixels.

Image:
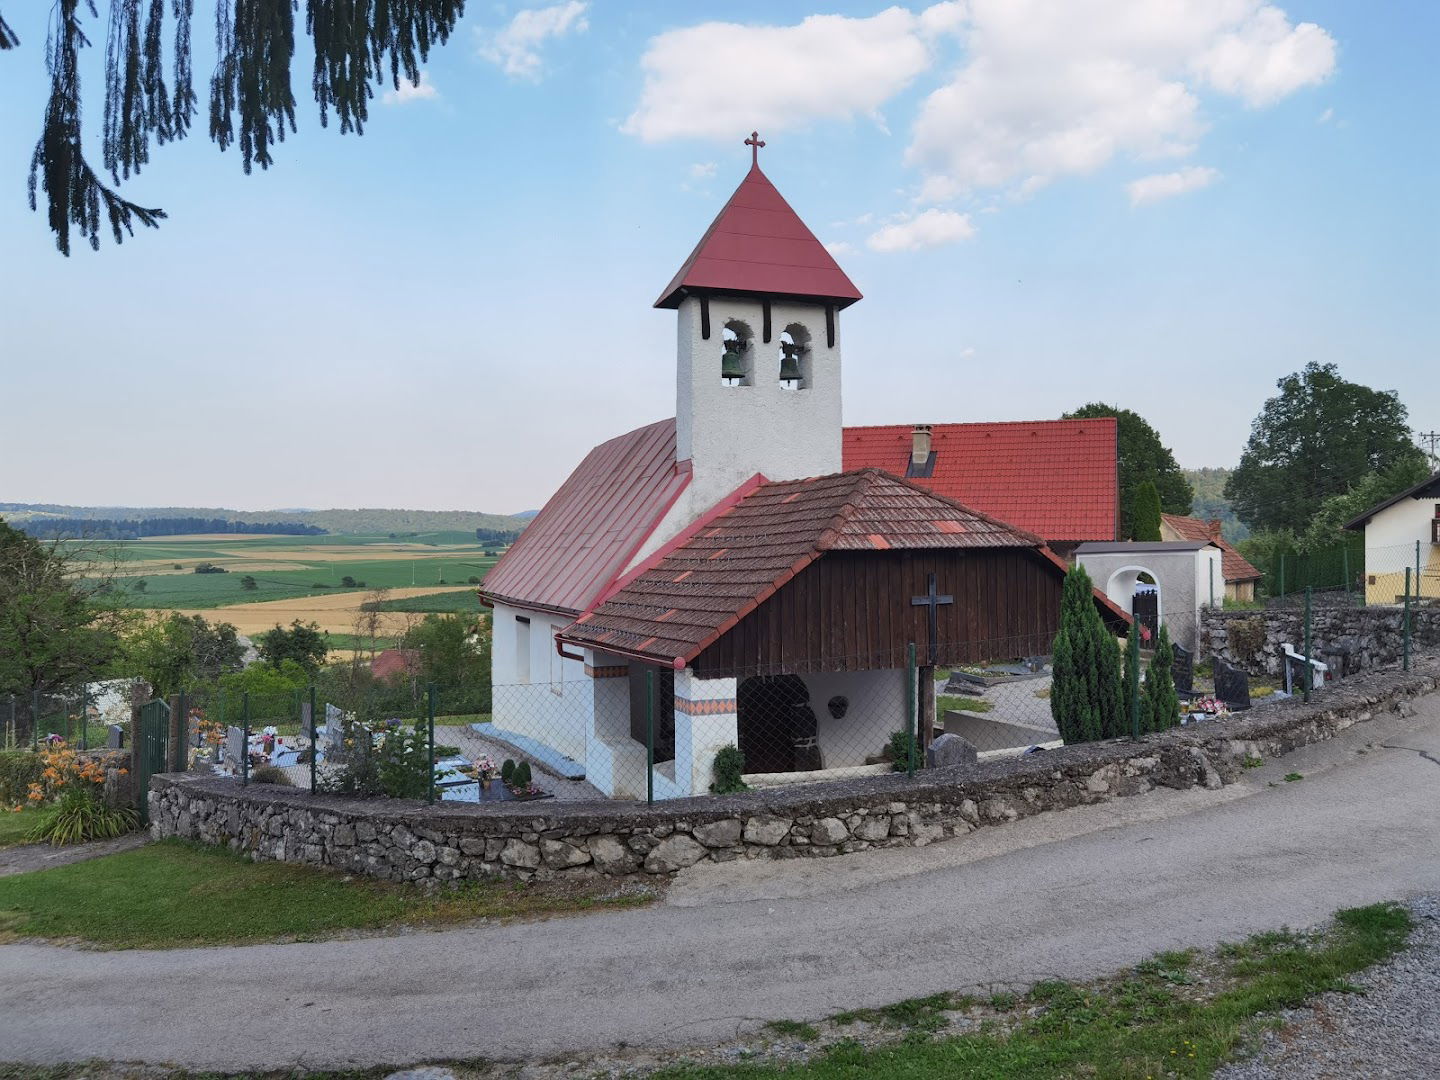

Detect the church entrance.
[{"left": 737, "top": 675, "right": 822, "bottom": 774}]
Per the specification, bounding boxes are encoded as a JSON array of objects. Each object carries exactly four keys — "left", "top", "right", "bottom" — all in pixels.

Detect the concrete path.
[
  {"left": 0, "top": 831, "right": 148, "bottom": 878},
  {"left": 3, "top": 697, "right": 1440, "bottom": 1072}
]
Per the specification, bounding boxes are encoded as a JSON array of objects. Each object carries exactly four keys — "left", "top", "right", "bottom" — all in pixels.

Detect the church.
[{"left": 480, "top": 139, "right": 1125, "bottom": 800}]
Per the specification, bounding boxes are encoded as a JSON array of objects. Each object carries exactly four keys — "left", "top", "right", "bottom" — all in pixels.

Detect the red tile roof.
[
  {"left": 655, "top": 165, "right": 862, "bottom": 310},
  {"left": 1160, "top": 514, "right": 1262, "bottom": 583},
  {"left": 843, "top": 419, "right": 1119, "bottom": 544},
  {"left": 480, "top": 420, "right": 690, "bottom": 616},
  {"left": 371, "top": 649, "right": 419, "bottom": 683},
  {"left": 557, "top": 469, "right": 1047, "bottom": 666}
]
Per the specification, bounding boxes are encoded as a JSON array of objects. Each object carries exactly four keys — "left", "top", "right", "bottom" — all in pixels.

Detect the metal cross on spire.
[{"left": 745, "top": 131, "right": 766, "bottom": 167}]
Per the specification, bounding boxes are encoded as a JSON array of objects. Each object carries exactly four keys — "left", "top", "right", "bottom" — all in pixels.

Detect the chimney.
[
  {"left": 911, "top": 424, "right": 933, "bottom": 469},
  {"left": 1207, "top": 519, "right": 1223, "bottom": 542}
]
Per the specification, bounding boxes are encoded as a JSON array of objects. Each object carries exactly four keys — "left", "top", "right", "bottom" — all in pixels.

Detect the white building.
[
  {"left": 1345, "top": 471, "right": 1440, "bottom": 604},
  {"left": 480, "top": 143, "right": 1127, "bottom": 799}
]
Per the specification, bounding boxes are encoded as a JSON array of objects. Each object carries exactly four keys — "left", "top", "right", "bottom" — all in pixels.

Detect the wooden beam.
[
  {"left": 762, "top": 300, "right": 772, "bottom": 343},
  {"left": 700, "top": 295, "right": 711, "bottom": 340}
]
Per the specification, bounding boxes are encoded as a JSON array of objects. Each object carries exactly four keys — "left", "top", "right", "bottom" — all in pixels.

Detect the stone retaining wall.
[
  {"left": 1198, "top": 606, "right": 1440, "bottom": 677},
  {"left": 150, "top": 659, "right": 1439, "bottom": 883}
]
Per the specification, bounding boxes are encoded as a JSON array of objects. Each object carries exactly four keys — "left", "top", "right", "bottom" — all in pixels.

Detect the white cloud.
[
  {"left": 689, "top": 162, "right": 717, "bottom": 181},
  {"left": 1317, "top": 106, "right": 1334, "bottom": 124},
  {"left": 867, "top": 209, "right": 975, "bottom": 252},
  {"left": 622, "top": 8, "right": 943, "bottom": 142},
  {"left": 907, "top": 0, "right": 1336, "bottom": 201},
  {"left": 1127, "top": 165, "right": 1220, "bottom": 205},
  {"left": 478, "top": 2, "right": 589, "bottom": 81},
  {"left": 382, "top": 71, "right": 439, "bottom": 105},
  {"left": 824, "top": 240, "right": 857, "bottom": 257}
]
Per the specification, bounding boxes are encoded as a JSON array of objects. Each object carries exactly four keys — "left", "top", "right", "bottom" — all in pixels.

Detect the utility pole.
[{"left": 1417, "top": 430, "right": 1440, "bottom": 468}]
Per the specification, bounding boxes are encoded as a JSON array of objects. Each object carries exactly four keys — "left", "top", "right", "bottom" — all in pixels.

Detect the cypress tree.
[
  {"left": 1051, "top": 565, "right": 1125, "bottom": 744},
  {"left": 1143, "top": 624, "right": 1180, "bottom": 732},
  {"left": 1131, "top": 480, "right": 1163, "bottom": 542}
]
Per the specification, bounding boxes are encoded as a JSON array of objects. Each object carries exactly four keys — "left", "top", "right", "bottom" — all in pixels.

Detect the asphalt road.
[{"left": 3, "top": 698, "right": 1439, "bottom": 1072}]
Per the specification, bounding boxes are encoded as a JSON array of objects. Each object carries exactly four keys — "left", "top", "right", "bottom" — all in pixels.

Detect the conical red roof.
[{"left": 655, "top": 164, "right": 862, "bottom": 309}]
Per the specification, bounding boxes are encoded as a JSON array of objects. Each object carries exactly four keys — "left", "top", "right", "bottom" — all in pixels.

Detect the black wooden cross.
[
  {"left": 745, "top": 130, "right": 766, "bottom": 166},
  {"left": 911, "top": 572, "right": 953, "bottom": 666}
]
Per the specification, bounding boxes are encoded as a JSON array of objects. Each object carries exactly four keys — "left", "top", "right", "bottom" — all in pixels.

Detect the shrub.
[
  {"left": 28, "top": 787, "right": 137, "bottom": 846},
  {"left": 500, "top": 759, "right": 516, "bottom": 783},
  {"left": 1051, "top": 565, "right": 1125, "bottom": 744},
  {"left": 467, "top": 576, "right": 481, "bottom": 584},
  {"left": 193, "top": 562, "right": 227, "bottom": 574},
  {"left": 887, "top": 729, "right": 919, "bottom": 772},
  {"left": 1228, "top": 617, "right": 1267, "bottom": 663},
  {"left": 512, "top": 761, "right": 533, "bottom": 788},
  {"left": 1143, "top": 624, "right": 1180, "bottom": 732},
  {"left": 249, "top": 765, "right": 294, "bottom": 786},
  {"left": 240, "top": 575, "right": 258, "bottom": 591},
  {"left": 710, "top": 744, "right": 748, "bottom": 793},
  {"left": 0, "top": 750, "right": 45, "bottom": 805}
]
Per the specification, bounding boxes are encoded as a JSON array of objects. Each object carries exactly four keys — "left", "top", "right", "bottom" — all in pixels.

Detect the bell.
[
  {"left": 721, "top": 340, "right": 748, "bottom": 381},
  {"left": 778, "top": 341, "right": 803, "bottom": 383}
]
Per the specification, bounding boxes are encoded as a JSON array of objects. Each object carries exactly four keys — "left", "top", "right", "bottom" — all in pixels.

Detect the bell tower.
[{"left": 654, "top": 135, "right": 863, "bottom": 510}]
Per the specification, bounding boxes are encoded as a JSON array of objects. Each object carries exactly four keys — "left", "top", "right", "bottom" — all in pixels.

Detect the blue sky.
[{"left": 1, "top": 1, "right": 1435, "bottom": 515}]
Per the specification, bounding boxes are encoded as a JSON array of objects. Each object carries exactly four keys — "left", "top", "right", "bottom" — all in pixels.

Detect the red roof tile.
[
  {"left": 557, "top": 469, "right": 1045, "bottom": 666},
  {"left": 1161, "top": 514, "right": 1262, "bottom": 583},
  {"left": 843, "top": 419, "right": 1119, "bottom": 544},
  {"left": 655, "top": 165, "right": 862, "bottom": 310},
  {"left": 371, "top": 649, "right": 419, "bottom": 683},
  {"left": 480, "top": 420, "right": 689, "bottom": 615}
]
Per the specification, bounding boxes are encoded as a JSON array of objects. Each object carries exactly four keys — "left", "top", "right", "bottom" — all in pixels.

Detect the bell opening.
[
  {"left": 721, "top": 319, "right": 753, "bottom": 386},
  {"left": 778, "top": 324, "right": 811, "bottom": 390}
]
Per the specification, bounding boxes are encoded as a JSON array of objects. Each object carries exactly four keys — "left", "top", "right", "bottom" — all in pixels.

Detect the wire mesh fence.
[{"left": 11, "top": 570, "right": 1435, "bottom": 810}]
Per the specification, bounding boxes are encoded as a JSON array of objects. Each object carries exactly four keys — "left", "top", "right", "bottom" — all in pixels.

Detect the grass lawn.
[
  {"left": 0, "top": 839, "right": 652, "bottom": 949},
  {"left": 0, "top": 806, "right": 50, "bottom": 849},
  {"left": 936, "top": 694, "right": 992, "bottom": 714},
  {"left": 649, "top": 902, "right": 1413, "bottom": 1080}
]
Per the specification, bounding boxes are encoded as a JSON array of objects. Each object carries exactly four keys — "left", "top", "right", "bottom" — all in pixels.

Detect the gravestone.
[
  {"left": 224, "top": 726, "right": 246, "bottom": 770},
  {"left": 926, "top": 732, "right": 979, "bottom": 769},
  {"left": 1213, "top": 659, "right": 1251, "bottom": 711},
  {"left": 298, "top": 701, "right": 315, "bottom": 742},
  {"left": 106, "top": 724, "right": 125, "bottom": 749},
  {"left": 319, "top": 704, "right": 347, "bottom": 760},
  {"left": 1172, "top": 643, "right": 1196, "bottom": 699}
]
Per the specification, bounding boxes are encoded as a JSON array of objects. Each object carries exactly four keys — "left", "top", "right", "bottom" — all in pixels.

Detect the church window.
[
  {"left": 778, "top": 323, "right": 811, "bottom": 389},
  {"left": 515, "top": 616, "right": 531, "bottom": 684},
  {"left": 721, "top": 319, "right": 753, "bottom": 386}
]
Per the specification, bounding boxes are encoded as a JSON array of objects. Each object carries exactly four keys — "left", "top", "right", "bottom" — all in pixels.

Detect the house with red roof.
[
  {"left": 1159, "top": 514, "right": 1262, "bottom": 602},
  {"left": 844, "top": 419, "right": 1119, "bottom": 559},
  {"left": 481, "top": 141, "right": 1126, "bottom": 800}
]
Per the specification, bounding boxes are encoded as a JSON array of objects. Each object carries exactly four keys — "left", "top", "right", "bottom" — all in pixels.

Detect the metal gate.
[
  {"left": 1132, "top": 589, "right": 1159, "bottom": 643},
  {"left": 135, "top": 699, "right": 170, "bottom": 823}
]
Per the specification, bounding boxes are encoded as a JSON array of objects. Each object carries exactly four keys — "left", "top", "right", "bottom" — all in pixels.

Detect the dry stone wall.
[
  {"left": 1199, "top": 607, "right": 1440, "bottom": 677},
  {"left": 150, "top": 660, "right": 1439, "bottom": 884}
]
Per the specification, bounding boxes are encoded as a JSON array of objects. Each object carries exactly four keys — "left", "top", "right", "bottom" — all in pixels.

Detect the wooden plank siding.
[{"left": 693, "top": 548, "right": 1065, "bottom": 678}]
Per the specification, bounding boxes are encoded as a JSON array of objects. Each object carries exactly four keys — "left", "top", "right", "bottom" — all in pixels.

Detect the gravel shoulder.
[
  {"left": 0, "top": 832, "right": 148, "bottom": 878},
  {"left": 1217, "top": 895, "right": 1440, "bottom": 1080}
]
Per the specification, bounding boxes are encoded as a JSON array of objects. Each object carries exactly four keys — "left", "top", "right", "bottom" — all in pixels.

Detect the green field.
[
  {"left": 86, "top": 534, "right": 504, "bottom": 611},
  {"left": 363, "top": 590, "right": 486, "bottom": 614}
]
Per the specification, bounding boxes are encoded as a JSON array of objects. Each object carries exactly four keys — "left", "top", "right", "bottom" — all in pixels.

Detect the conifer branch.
[{"left": 0, "top": 13, "right": 18, "bottom": 50}]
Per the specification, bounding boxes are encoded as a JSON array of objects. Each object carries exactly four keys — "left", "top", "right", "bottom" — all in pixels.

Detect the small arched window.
[
  {"left": 721, "top": 319, "right": 753, "bottom": 386},
  {"left": 778, "top": 323, "right": 811, "bottom": 389}
]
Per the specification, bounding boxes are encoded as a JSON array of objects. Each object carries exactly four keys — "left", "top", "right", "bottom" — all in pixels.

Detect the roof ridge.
[{"left": 861, "top": 468, "right": 1046, "bottom": 547}]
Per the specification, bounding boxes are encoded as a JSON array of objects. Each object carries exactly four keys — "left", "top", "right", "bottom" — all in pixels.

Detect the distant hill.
[
  {"left": 1182, "top": 468, "right": 1249, "bottom": 543},
  {"left": 0, "top": 503, "right": 531, "bottom": 536}
]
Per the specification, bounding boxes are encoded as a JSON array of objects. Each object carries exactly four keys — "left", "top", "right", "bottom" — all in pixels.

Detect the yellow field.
[{"left": 173, "top": 586, "right": 478, "bottom": 636}]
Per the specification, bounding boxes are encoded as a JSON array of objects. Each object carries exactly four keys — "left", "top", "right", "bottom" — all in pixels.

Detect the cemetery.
[{"left": 148, "top": 656, "right": 1440, "bottom": 882}]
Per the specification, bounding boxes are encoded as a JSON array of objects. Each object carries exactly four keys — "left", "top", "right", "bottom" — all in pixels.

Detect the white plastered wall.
[
  {"left": 632, "top": 294, "right": 845, "bottom": 565},
  {"left": 798, "top": 669, "right": 907, "bottom": 769},
  {"left": 488, "top": 602, "right": 590, "bottom": 765},
  {"left": 1363, "top": 498, "right": 1440, "bottom": 603}
]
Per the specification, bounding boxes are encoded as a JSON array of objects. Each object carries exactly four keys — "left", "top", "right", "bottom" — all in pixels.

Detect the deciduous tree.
[
  {"left": 1225, "top": 363, "right": 1427, "bottom": 534},
  {"left": 256, "top": 619, "right": 329, "bottom": 677},
  {"left": 0, "top": 519, "right": 126, "bottom": 698},
  {"left": 1063, "top": 403, "right": 1193, "bottom": 539}
]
